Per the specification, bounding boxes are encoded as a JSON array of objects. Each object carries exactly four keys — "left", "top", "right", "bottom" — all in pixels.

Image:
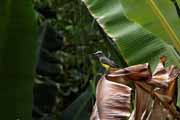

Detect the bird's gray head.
[{"left": 93, "top": 51, "right": 105, "bottom": 58}]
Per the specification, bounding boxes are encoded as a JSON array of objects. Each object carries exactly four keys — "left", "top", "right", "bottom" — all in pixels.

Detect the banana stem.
[{"left": 148, "top": 0, "right": 180, "bottom": 53}]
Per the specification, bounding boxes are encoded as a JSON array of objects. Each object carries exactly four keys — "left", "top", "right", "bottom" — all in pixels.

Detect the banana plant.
[
  {"left": 82, "top": 0, "right": 180, "bottom": 108},
  {"left": 0, "top": 0, "right": 37, "bottom": 119},
  {"left": 91, "top": 57, "right": 179, "bottom": 119},
  {"left": 60, "top": 0, "right": 180, "bottom": 119}
]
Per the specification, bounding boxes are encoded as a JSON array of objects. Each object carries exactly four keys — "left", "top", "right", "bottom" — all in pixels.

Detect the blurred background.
[{"left": 32, "top": 0, "right": 119, "bottom": 119}]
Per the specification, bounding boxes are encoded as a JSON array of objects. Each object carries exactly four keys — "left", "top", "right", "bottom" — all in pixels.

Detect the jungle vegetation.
[{"left": 1, "top": 0, "right": 179, "bottom": 119}]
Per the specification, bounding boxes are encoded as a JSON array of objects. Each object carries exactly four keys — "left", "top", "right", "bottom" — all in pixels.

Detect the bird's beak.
[
  {"left": 92, "top": 53, "right": 98, "bottom": 59},
  {"left": 92, "top": 52, "right": 98, "bottom": 57},
  {"left": 92, "top": 52, "right": 96, "bottom": 55}
]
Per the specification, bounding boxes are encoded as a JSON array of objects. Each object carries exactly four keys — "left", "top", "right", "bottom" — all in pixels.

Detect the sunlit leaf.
[
  {"left": 82, "top": 0, "right": 180, "bottom": 107},
  {"left": 120, "top": 0, "right": 180, "bottom": 44}
]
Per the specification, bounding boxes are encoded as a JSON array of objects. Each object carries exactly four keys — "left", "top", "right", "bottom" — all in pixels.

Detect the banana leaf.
[
  {"left": 82, "top": 0, "right": 180, "bottom": 107},
  {"left": 0, "top": 0, "right": 37, "bottom": 119},
  {"left": 91, "top": 57, "right": 180, "bottom": 120},
  {"left": 90, "top": 75, "right": 132, "bottom": 120},
  {"left": 129, "top": 57, "right": 180, "bottom": 120},
  {"left": 60, "top": 87, "right": 93, "bottom": 120},
  {"left": 120, "top": 0, "right": 180, "bottom": 44}
]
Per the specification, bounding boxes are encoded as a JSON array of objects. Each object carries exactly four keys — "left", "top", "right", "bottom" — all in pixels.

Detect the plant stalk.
[{"left": 148, "top": 0, "right": 180, "bottom": 53}]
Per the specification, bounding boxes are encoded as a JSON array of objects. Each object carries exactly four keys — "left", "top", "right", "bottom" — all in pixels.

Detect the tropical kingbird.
[{"left": 93, "top": 51, "right": 119, "bottom": 70}]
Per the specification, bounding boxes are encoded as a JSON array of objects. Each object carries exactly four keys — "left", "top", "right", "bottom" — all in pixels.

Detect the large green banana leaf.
[
  {"left": 121, "top": 0, "right": 180, "bottom": 44},
  {"left": 82, "top": 0, "right": 180, "bottom": 107},
  {"left": 0, "top": 0, "right": 37, "bottom": 119}
]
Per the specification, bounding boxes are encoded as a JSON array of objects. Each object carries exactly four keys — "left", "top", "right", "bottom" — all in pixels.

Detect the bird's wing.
[{"left": 100, "top": 57, "right": 119, "bottom": 68}]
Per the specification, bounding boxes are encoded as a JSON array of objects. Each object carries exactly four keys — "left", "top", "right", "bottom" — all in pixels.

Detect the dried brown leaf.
[
  {"left": 130, "top": 56, "right": 180, "bottom": 120},
  {"left": 91, "top": 56, "right": 180, "bottom": 120},
  {"left": 90, "top": 75, "right": 132, "bottom": 120}
]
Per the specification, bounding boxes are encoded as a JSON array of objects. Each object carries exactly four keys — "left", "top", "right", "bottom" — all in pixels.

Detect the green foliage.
[
  {"left": 82, "top": 0, "right": 180, "bottom": 107},
  {"left": 0, "top": 0, "right": 37, "bottom": 119},
  {"left": 59, "top": 87, "right": 93, "bottom": 120},
  {"left": 33, "top": 0, "right": 113, "bottom": 119},
  {"left": 121, "top": 0, "right": 180, "bottom": 43},
  {"left": 33, "top": 0, "right": 180, "bottom": 119},
  {"left": 45, "top": 0, "right": 106, "bottom": 111}
]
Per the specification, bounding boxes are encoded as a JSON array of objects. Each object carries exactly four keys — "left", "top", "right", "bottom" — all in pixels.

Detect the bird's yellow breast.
[{"left": 101, "top": 63, "right": 110, "bottom": 70}]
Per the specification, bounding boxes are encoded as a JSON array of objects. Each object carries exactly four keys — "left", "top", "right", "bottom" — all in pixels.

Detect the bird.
[{"left": 93, "top": 51, "right": 120, "bottom": 70}]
